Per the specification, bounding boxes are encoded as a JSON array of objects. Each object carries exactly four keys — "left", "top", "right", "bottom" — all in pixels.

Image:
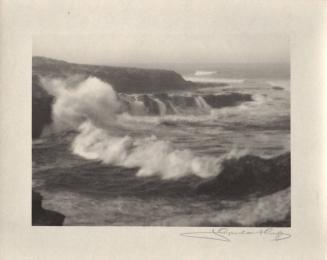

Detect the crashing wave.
[
  {"left": 41, "top": 76, "right": 254, "bottom": 119},
  {"left": 43, "top": 76, "right": 250, "bottom": 179},
  {"left": 38, "top": 76, "right": 287, "bottom": 182}
]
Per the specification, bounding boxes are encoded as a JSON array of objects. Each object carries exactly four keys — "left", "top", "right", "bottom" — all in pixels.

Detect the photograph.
[{"left": 32, "top": 2, "right": 290, "bottom": 227}]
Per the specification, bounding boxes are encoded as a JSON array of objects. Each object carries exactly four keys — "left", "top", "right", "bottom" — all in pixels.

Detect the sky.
[{"left": 32, "top": 0, "right": 290, "bottom": 65}]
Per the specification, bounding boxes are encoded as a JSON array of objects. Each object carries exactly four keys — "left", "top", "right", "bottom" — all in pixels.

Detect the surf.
[{"left": 40, "top": 76, "right": 252, "bottom": 179}]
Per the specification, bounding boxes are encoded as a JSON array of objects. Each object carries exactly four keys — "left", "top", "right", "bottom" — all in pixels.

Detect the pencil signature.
[{"left": 180, "top": 228, "right": 291, "bottom": 242}]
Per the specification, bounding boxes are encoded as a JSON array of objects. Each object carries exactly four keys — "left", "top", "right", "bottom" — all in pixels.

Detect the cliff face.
[
  {"left": 32, "top": 56, "right": 191, "bottom": 138},
  {"left": 32, "top": 75, "right": 53, "bottom": 139}
]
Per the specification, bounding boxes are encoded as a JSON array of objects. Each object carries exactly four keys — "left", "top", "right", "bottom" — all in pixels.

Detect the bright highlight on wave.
[
  {"left": 72, "top": 121, "right": 245, "bottom": 179},
  {"left": 194, "top": 70, "right": 217, "bottom": 76},
  {"left": 44, "top": 76, "right": 247, "bottom": 179}
]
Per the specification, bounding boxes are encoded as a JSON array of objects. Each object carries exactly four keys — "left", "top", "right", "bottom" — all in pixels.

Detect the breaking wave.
[
  {"left": 42, "top": 77, "right": 249, "bottom": 179},
  {"left": 72, "top": 122, "right": 248, "bottom": 179}
]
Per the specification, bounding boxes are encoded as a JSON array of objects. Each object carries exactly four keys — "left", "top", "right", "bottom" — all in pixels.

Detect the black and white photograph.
[
  {"left": 2, "top": 0, "right": 327, "bottom": 259},
  {"left": 31, "top": 1, "right": 291, "bottom": 227}
]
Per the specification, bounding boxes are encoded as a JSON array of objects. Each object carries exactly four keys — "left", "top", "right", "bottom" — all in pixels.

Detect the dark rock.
[
  {"left": 32, "top": 191, "right": 65, "bottom": 226},
  {"left": 203, "top": 93, "right": 252, "bottom": 108},
  {"left": 32, "top": 57, "right": 192, "bottom": 137},
  {"left": 196, "top": 152, "right": 290, "bottom": 198},
  {"left": 32, "top": 75, "right": 53, "bottom": 139},
  {"left": 190, "top": 81, "right": 229, "bottom": 88},
  {"left": 272, "top": 86, "right": 284, "bottom": 90},
  {"left": 32, "top": 56, "right": 190, "bottom": 93},
  {"left": 153, "top": 93, "right": 169, "bottom": 99},
  {"left": 169, "top": 95, "right": 196, "bottom": 107},
  {"left": 140, "top": 95, "right": 160, "bottom": 115}
]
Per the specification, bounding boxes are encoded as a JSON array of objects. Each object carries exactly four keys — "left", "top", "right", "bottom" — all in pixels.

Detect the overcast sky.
[{"left": 33, "top": 0, "right": 290, "bottom": 65}]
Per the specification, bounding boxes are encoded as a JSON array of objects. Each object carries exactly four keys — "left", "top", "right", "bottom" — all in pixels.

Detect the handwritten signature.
[{"left": 180, "top": 228, "right": 291, "bottom": 242}]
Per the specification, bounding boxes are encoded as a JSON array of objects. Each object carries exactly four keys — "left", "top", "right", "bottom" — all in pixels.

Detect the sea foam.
[{"left": 45, "top": 76, "right": 246, "bottom": 179}]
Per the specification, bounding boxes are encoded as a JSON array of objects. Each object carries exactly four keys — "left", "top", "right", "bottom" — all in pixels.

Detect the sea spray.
[
  {"left": 45, "top": 76, "right": 247, "bottom": 179},
  {"left": 45, "top": 77, "right": 124, "bottom": 130},
  {"left": 72, "top": 121, "right": 242, "bottom": 179}
]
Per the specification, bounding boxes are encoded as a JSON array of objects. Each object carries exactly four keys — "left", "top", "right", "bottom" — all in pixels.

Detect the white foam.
[
  {"left": 195, "top": 96, "right": 211, "bottom": 110},
  {"left": 72, "top": 121, "right": 247, "bottom": 179},
  {"left": 194, "top": 70, "right": 217, "bottom": 76},
  {"left": 48, "top": 76, "right": 246, "bottom": 179},
  {"left": 153, "top": 98, "right": 167, "bottom": 116},
  {"left": 184, "top": 76, "right": 244, "bottom": 84},
  {"left": 43, "top": 77, "right": 124, "bottom": 130}
]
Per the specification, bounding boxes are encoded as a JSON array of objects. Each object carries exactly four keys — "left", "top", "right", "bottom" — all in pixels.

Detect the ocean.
[{"left": 32, "top": 64, "right": 290, "bottom": 226}]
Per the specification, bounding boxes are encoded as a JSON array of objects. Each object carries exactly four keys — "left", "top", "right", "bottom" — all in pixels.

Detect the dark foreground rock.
[
  {"left": 203, "top": 93, "right": 252, "bottom": 108},
  {"left": 196, "top": 152, "right": 290, "bottom": 198},
  {"left": 32, "top": 191, "right": 65, "bottom": 226}
]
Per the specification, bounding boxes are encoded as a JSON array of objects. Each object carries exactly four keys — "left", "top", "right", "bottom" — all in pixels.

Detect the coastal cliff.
[
  {"left": 32, "top": 56, "right": 191, "bottom": 138},
  {"left": 32, "top": 56, "right": 189, "bottom": 93}
]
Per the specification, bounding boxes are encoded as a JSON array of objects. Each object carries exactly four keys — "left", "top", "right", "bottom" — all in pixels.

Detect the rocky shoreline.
[
  {"left": 32, "top": 56, "right": 193, "bottom": 139},
  {"left": 32, "top": 191, "right": 65, "bottom": 226},
  {"left": 197, "top": 152, "right": 290, "bottom": 198}
]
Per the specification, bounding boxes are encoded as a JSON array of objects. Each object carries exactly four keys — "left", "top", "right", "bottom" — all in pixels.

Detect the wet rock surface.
[
  {"left": 196, "top": 152, "right": 290, "bottom": 198},
  {"left": 32, "top": 191, "right": 65, "bottom": 226}
]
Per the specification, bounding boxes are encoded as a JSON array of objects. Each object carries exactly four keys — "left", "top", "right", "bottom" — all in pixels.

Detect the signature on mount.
[{"left": 181, "top": 228, "right": 291, "bottom": 242}]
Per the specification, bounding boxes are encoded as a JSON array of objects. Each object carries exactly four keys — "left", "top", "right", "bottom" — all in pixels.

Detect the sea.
[{"left": 32, "top": 63, "right": 290, "bottom": 226}]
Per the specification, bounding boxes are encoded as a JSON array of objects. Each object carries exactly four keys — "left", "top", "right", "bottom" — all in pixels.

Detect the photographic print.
[{"left": 32, "top": 2, "right": 290, "bottom": 227}]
